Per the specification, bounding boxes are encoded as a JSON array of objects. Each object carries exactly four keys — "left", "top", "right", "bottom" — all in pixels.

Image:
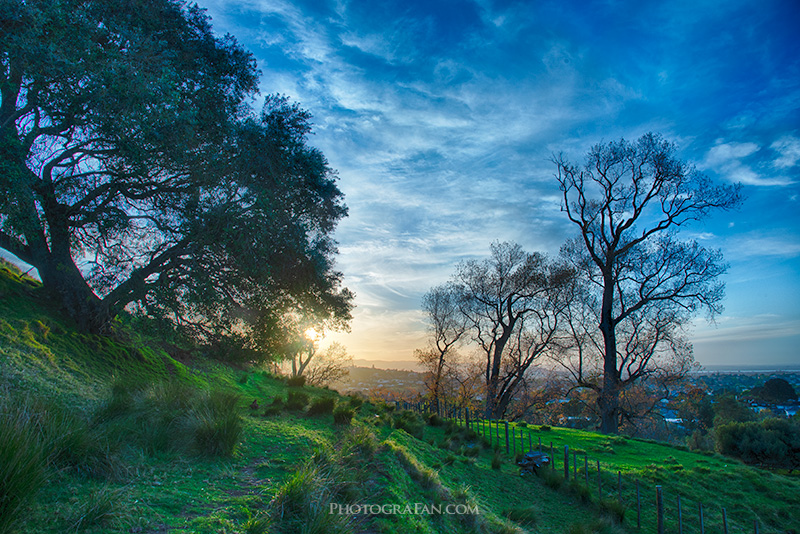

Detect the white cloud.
[
  {"left": 702, "top": 139, "right": 794, "bottom": 186},
  {"left": 771, "top": 135, "right": 800, "bottom": 169}
]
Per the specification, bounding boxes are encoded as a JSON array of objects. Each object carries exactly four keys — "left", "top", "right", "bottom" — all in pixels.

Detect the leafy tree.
[
  {"left": 750, "top": 378, "right": 798, "bottom": 404},
  {"left": 0, "top": 0, "right": 351, "bottom": 348},
  {"left": 713, "top": 393, "right": 756, "bottom": 427},
  {"left": 554, "top": 133, "right": 742, "bottom": 433},
  {"left": 453, "top": 242, "right": 572, "bottom": 419}
]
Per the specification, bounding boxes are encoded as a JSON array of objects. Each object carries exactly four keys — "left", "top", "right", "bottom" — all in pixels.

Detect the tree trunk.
[
  {"left": 599, "top": 272, "right": 620, "bottom": 434},
  {"left": 36, "top": 251, "right": 111, "bottom": 333}
]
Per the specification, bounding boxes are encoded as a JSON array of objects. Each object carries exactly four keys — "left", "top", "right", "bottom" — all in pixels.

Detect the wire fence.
[{"left": 401, "top": 400, "right": 776, "bottom": 534}]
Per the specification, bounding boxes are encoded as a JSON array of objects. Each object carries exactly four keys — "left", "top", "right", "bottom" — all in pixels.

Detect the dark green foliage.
[
  {"left": 427, "top": 413, "right": 444, "bottom": 426},
  {"left": 392, "top": 410, "right": 425, "bottom": 439},
  {"left": 348, "top": 396, "right": 364, "bottom": 409},
  {"left": 713, "top": 393, "right": 756, "bottom": 427},
  {"left": 263, "top": 396, "right": 285, "bottom": 416},
  {"left": 285, "top": 391, "right": 309, "bottom": 411},
  {"left": 333, "top": 406, "right": 355, "bottom": 425},
  {"left": 598, "top": 499, "right": 626, "bottom": 524},
  {"left": 540, "top": 425, "right": 552, "bottom": 431},
  {"left": 750, "top": 378, "right": 798, "bottom": 403},
  {"left": 715, "top": 418, "right": 800, "bottom": 471},
  {"left": 287, "top": 375, "right": 306, "bottom": 388},
  {"left": 491, "top": 451, "right": 503, "bottom": 470},
  {"left": 517, "top": 421, "right": 528, "bottom": 427},
  {"left": 0, "top": 0, "right": 352, "bottom": 344},
  {"left": 307, "top": 397, "right": 336, "bottom": 416}
]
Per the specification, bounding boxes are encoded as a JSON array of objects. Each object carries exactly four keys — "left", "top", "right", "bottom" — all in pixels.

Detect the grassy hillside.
[{"left": 1, "top": 260, "right": 797, "bottom": 534}]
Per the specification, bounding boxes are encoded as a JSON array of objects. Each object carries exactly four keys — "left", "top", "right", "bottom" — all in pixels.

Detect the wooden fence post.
[
  {"left": 617, "top": 471, "right": 622, "bottom": 505},
  {"left": 564, "top": 445, "right": 570, "bottom": 480},
  {"left": 723, "top": 508, "right": 729, "bottom": 534},
  {"left": 551, "top": 442, "right": 555, "bottom": 471},
  {"left": 699, "top": 502, "right": 705, "bottom": 534},
  {"left": 678, "top": 495, "right": 683, "bottom": 534},
  {"left": 656, "top": 485, "right": 664, "bottom": 534},
  {"left": 528, "top": 431, "right": 532, "bottom": 452},
  {"left": 636, "top": 480, "right": 641, "bottom": 529},
  {"left": 504, "top": 421, "right": 510, "bottom": 454},
  {"left": 597, "top": 460, "right": 601, "bottom": 500},
  {"left": 754, "top": 519, "right": 759, "bottom": 534}
]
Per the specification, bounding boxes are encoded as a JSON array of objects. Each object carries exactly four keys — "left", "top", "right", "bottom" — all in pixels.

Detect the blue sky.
[{"left": 193, "top": 0, "right": 800, "bottom": 368}]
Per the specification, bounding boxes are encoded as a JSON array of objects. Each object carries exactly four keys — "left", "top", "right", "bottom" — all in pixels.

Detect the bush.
[
  {"left": 0, "top": 397, "right": 47, "bottom": 534},
  {"left": 263, "top": 396, "right": 284, "bottom": 417},
  {"left": 539, "top": 425, "right": 551, "bottom": 431},
  {"left": 491, "top": 451, "right": 503, "bottom": 470},
  {"left": 286, "top": 391, "right": 310, "bottom": 411},
  {"left": 348, "top": 396, "right": 364, "bottom": 409},
  {"left": 287, "top": 375, "right": 306, "bottom": 387},
  {"left": 333, "top": 406, "right": 355, "bottom": 425},
  {"left": 191, "top": 390, "right": 243, "bottom": 456},
  {"left": 427, "top": 413, "right": 444, "bottom": 426},
  {"left": 715, "top": 418, "right": 800, "bottom": 470},
  {"left": 307, "top": 397, "right": 336, "bottom": 416},
  {"left": 599, "top": 498, "right": 627, "bottom": 524}
]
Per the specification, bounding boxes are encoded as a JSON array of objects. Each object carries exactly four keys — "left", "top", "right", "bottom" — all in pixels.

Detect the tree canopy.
[{"left": 0, "top": 0, "right": 352, "bottom": 354}]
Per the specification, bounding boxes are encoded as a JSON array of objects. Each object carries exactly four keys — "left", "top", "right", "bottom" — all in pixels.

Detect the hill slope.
[{"left": 1, "top": 260, "right": 796, "bottom": 534}]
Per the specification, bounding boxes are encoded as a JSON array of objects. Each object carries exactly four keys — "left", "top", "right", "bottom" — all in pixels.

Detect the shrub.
[
  {"left": 0, "top": 398, "right": 47, "bottom": 534},
  {"left": 286, "top": 391, "right": 310, "bottom": 411},
  {"left": 348, "top": 396, "right": 364, "bottom": 409},
  {"left": 287, "top": 375, "right": 306, "bottom": 387},
  {"left": 715, "top": 418, "right": 800, "bottom": 470},
  {"left": 333, "top": 406, "right": 355, "bottom": 425},
  {"left": 539, "top": 425, "right": 551, "bottom": 431},
  {"left": 491, "top": 451, "right": 503, "bottom": 470},
  {"left": 427, "top": 413, "right": 444, "bottom": 426},
  {"left": 191, "top": 390, "right": 243, "bottom": 456},
  {"left": 517, "top": 421, "right": 528, "bottom": 427},
  {"left": 307, "top": 397, "right": 336, "bottom": 416},
  {"left": 599, "top": 499, "right": 627, "bottom": 524}
]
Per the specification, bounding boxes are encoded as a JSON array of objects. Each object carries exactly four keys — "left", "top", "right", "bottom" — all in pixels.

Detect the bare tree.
[
  {"left": 554, "top": 133, "right": 742, "bottom": 434},
  {"left": 416, "top": 284, "right": 467, "bottom": 412},
  {"left": 305, "top": 342, "right": 352, "bottom": 387},
  {"left": 454, "top": 242, "right": 572, "bottom": 419}
]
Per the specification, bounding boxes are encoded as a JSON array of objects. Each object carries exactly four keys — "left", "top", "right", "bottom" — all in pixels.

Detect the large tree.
[
  {"left": 0, "top": 0, "right": 351, "bottom": 344},
  {"left": 554, "top": 133, "right": 742, "bottom": 434},
  {"left": 454, "top": 242, "right": 571, "bottom": 419}
]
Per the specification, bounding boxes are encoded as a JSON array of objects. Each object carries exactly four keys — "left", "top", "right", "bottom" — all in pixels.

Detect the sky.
[
  {"left": 189, "top": 0, "right": 800, "bottom": 369},
  {"left": 5, "top": 0, "right": 796, "bottom": 368}
]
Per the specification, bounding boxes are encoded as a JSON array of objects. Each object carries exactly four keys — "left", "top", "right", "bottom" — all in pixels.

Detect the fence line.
[{"left": 401, "top": 401, "right": 773, "bottom": 534}]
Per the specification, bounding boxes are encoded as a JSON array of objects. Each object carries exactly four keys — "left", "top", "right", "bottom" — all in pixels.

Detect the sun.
[{"left": 304, "top": 327, "right": 320, "bottom": 341}]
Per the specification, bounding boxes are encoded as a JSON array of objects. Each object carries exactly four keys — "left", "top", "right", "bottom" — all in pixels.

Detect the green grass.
[{"left": 1, "top": 261, "right": 797, "bottom": 533}]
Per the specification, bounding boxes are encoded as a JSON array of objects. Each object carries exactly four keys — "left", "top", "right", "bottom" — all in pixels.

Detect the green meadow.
[{"left": 1, "top": 261, "right": 797, "bottom": 534}]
